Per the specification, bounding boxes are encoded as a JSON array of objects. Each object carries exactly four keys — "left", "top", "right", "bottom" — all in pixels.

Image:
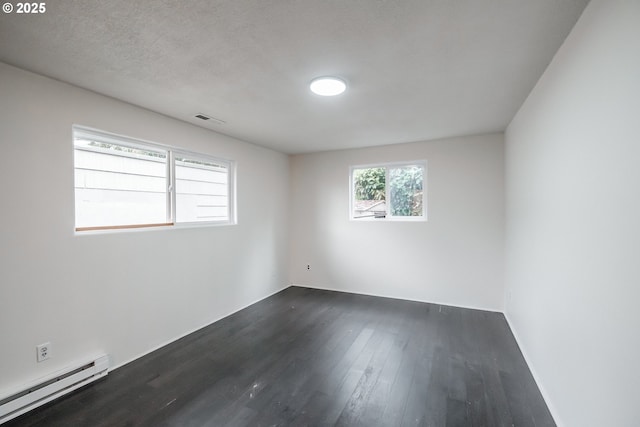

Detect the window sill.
[
  {"left": 349, "top": 216, "right": 427, "bottom": 222},
  {"left": 74, "top": 220, "right": 236, "bottom": 236}
]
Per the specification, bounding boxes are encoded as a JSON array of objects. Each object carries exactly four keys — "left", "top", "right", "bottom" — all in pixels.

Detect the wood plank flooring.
[{"left": 5, "top": 287, "right": 555, "bottom": 426}]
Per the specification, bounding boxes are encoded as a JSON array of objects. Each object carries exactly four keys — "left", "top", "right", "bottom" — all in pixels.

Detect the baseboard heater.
[{"left": 0, "top": 355, "right": 110, "bottom": 424}]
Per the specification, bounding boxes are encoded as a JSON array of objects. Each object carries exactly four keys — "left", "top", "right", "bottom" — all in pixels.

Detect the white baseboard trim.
[
  {"left": 503, "top": 311, "right": 563, "bottom": 427},
  {"left": 110, "top": 284, "right": 292, "bottom": 371},
  {"left": 290, "top": 283, "right": 503, "bottom": 313}
]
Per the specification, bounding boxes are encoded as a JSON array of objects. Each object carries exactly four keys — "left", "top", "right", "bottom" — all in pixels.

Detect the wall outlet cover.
[{"left": 36, "top": 342, "right": 52, "bottom": 362}]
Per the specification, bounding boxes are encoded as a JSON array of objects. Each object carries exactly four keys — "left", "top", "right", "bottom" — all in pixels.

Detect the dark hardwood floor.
[{"left": 5, "top": 287, "right": 554, "bottom": 426}]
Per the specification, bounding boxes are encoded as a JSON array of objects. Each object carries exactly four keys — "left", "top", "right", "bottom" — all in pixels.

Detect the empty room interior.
[{"left": 0, "top": 0, "right": 638, "bottom": 426}]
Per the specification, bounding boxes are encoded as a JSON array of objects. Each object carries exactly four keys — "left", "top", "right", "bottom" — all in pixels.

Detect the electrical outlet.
[{"left": 36, "top": 342, "right": 51, "bottom": 362}]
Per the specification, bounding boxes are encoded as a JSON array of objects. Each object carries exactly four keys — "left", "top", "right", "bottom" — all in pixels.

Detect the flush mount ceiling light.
[{"left": 310, "top": 76, "right": 346, "bottom": 96}]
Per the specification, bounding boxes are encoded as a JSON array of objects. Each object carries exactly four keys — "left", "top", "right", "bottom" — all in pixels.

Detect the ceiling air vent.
[{"left": 194, "top": 113, "right": 226, "bottom": 125}]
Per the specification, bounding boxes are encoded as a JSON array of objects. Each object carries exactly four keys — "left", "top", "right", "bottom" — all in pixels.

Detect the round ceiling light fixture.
[{"left": 310, "top": 76, "right": 346, "bottom": 96}]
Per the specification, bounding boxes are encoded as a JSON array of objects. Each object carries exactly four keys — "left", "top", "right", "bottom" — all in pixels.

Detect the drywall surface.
[
  {"left": 505, "top": 1, "right": 640, "bottom": 426},
  {"left": 0, "top": 63, "right": 290, "bottom": 396},
  {"left": 290, "top": 134, "right": 505, "bottom": 311}
]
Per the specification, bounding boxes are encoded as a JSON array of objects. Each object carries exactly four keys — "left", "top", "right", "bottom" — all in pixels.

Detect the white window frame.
[
  {"left": 349, "top": 160, "right": 427, "bottom": 221},
  {"left": 73, "top": 125, "right": 236, "bottom": 232}
]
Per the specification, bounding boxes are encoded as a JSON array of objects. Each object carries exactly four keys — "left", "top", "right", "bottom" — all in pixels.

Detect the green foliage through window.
[
  {"left": 390, "top": 166, "right": 423, "bottom": 216},
  {"left": 352, "top": 163, "right": 425, "bottom": 219},
  {"left": 353, "top": 167, "right": 386, "bottom": 201}
]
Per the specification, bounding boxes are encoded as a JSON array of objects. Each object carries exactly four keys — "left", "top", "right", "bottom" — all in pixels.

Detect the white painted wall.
[
  {"left": 0, "top": 62, "right": 290, "bottom": 396},
  {"left": 504, "top": 1, "right": 640, "bottom": 426},
  {"left": 290, "top": 134, "right": 504, "bottom": 311}
]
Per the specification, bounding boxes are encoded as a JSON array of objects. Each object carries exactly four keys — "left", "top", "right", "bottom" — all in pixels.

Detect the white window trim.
[
  {"left": 73, "top": 125, "right": 236, "bottom": 233},
  {"left": 349, "top": 160, "right": 427, "bottom": 222}
]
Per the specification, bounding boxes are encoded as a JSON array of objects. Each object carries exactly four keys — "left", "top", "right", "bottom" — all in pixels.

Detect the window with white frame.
[
  {"left": 73, "top": 126, "right": 235, "bottom": 231},
  {"left": 350, "top": 162, "right": 426, "bottom": 220}
]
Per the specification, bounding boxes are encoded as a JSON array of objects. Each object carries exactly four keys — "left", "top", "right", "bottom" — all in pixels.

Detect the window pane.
[
  {"left": 74, "top": 138, "right": 168, "bottom": 228},
  {"left": 175, "top": 156, "right": 229, "bottom": 222},
  {"left": 352, "top": 167, "right": 386, "bottom": 219},
  {"left": 389, "top": 165, "right": 424, "bottom": 217}
]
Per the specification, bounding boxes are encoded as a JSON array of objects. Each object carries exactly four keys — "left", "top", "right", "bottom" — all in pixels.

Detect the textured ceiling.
[{"left": 0, "top": 0, "right": 589, "bottom": 153}]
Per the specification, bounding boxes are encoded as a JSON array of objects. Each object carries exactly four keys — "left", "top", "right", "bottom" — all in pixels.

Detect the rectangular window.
[
  {"left": 74, "top": 126, "right": 235, "bottom": 231},
  {"left": 174, "top": 154, "right": 229, "bottom": 223},
  {"left": 350, "top": 162, "right": 426, "bottom": 220}
]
